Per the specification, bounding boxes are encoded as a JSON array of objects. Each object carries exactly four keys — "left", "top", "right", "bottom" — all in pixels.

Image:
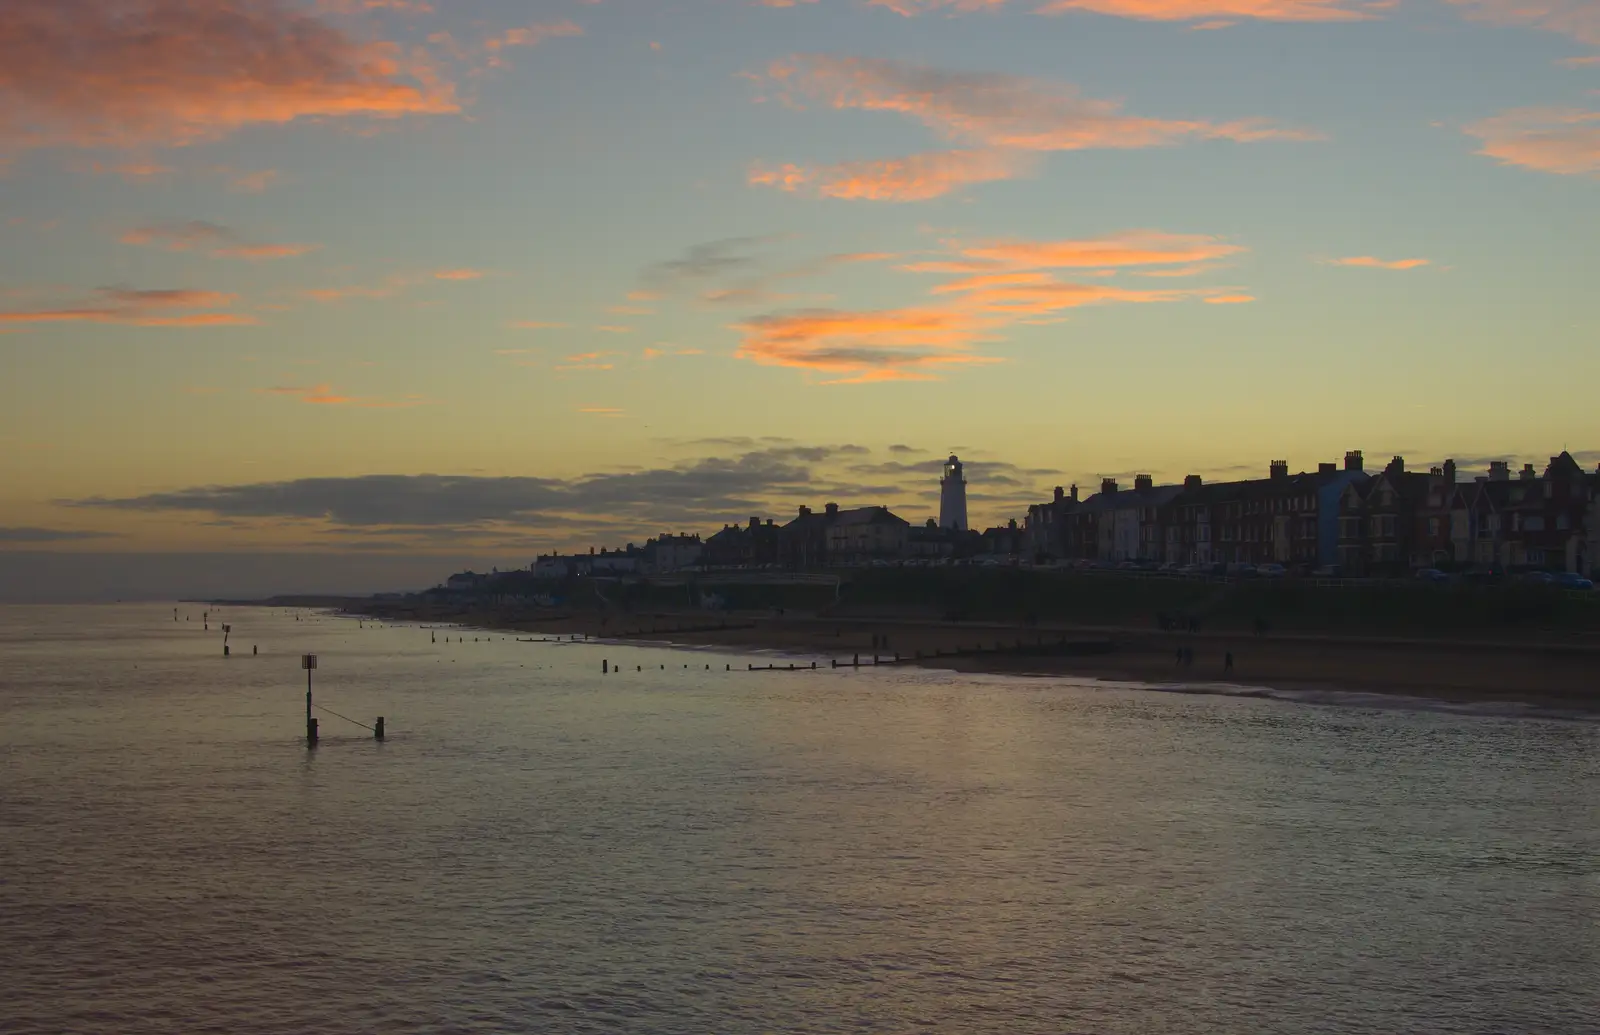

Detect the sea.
[{"left": 2, "top": 603, "right": 1596, "bottom": 1035}]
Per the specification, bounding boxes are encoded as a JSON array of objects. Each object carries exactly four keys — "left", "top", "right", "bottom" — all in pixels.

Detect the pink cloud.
[{"left": 867, "top": 0, "right": 1375, "bottom": 19}]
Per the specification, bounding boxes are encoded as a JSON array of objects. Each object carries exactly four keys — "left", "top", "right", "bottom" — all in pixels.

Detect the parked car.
[
  {"left": 1523, "top": 570, "right": 1557, "bottom": 585},
  {"left": 1416, "top": 568, "right": 1449, "bottom": 584},
  {"left": 1555, "top": 572, "right": 1595, "bottom": 590},
  {"left": 1310, "top": 565, "right": 1342, "bottom": 578},
  {"left": 1256, "top": 563, "right": 1288, "bottom": 578}
]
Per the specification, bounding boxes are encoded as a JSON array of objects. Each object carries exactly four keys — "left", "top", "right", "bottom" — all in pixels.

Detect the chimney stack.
[
  {"left": 1183, "top": 474, "right": 1203, "bottom": 490},
  {"left": 1489, "top": 461, "right": 1509, "bottom": 481},
  {"left": 1134, "top": 474, "right": 1153, "bottom": 492},
  {"left": 1070, "top": 484, "right": 1079, "bottom": 502},
  {"left": 1270, "top": 460, "right": 1289, "bottom": 480},
  {"left": 1101, "top": 478, "right": 1118, "bottom": 496},
  {"left": 798, "top": 505, "right": 811, "bottom": 517},
  {"left": 1387, "top": 455, "right": 1405, "bottom": 475},
  {"left": 825, "top": 502, "right": 839, "bottom": 517},
  {"left": 1318, "top": 462, "right": 1336, "bottom": 475},
  {"left": 1053, "top": 486, "right": 1064, "bottom": 503},
  {"left": 1520, "top": 463, "right": 1536, "bottom": 481},
  {"left": 1344, "top": 450, "right": 1364, "bottom": 472},
  {"left": 1443, "top": 459, "right": 1457, "bottom": 486}
]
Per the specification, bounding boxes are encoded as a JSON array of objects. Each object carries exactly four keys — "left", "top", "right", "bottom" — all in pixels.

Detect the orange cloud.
[
  {"left": 1464, "top": 107, "right": 1600, "bottom": 176},
  {"left": 1325, "top": 256, "right": 1432, "bottom": 269},
  {"left": 433, "top": 268, "right": 486, "bottom": 280},
  {"left": 1204, "top": 293, "right": 1257, "bottom": 303},
  {"left": 735, "top": 229, "right": 1253, "bottom": 382},
  {"left": 509, "top": 320, "right": 566, "bottom": 329},
  {"left": 736, "top": 306, "right": 999, "bottom": 382},
  {"left": 0, "top": 0, "right": 459, "bottom": 153},
  {"left": 751, "top": 56, "right": 1317, "bottom": 199},
  {"left": 0, "top": 287, "right": 256, "bottom": 327}
]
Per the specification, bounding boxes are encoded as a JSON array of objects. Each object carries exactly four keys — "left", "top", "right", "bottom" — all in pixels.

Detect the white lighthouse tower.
[{"left": 939, "top": 455, "right": 968, "bottom": 532}]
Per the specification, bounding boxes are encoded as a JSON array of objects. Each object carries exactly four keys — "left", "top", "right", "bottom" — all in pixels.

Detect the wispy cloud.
[
  {"left": 258, "top": 383, "right": 426, "bottom": 408},
  {"left": 752, "top": 149, "right": 1036, "bottom": 201},
  {"left": 433, "top": 268, "right": 487, "bottom": 280},
  {"left": 1464, "top": 106, "right": 1600, "bottom": 176},
  {"left": 749, "top": 56, "right": 1318, "bottom": 200},
  {"left": 1324, "top": 255, "right": 1431, "bottom": 269},
  {"left": 0, "top": 0, "right": 460, "bottom": 153},
  {"left": 1445, "top": 0, "right": 1600, "bottom": 47},
  {"left": 509, "top": 319, "right": 567, "bottom": 329},
  {"left": 735, "top": 230, "right": 1250, "bottom": 382},
  {"left": 482, "top": 20, "right": 583, "bottom": 67},
  {"left": 121, "top": 221, "right": 318, "bottom": 260},
  {"left": 866, "top": 0, "right": 1379, "bottom": 23},
  {"left": 0, "top": 287, "right": 257, "bottom": 328}
]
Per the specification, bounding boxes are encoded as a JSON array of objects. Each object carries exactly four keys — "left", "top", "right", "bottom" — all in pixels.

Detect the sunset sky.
[{"left": 1, "top": 0, "right": 1596, "bottom": 578}]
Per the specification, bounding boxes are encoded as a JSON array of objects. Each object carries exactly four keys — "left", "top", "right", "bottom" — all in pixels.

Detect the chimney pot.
[
  {"left": 1270, "top": 460, "right": 1289, "bottom": 480},
  {"left": 1344, "top": 450, "right": 1364, "bottom": 472},
  {"left": 1070, "top": 483, "right": 1079, "bottom": 502},
  {"left": 1134, "top": 474, "right": 1153, "bottom": 492}
]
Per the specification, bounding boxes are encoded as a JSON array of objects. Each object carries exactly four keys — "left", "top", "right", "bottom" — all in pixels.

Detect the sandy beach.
[{"left": 344, "top": 600, "right": 1600, "bottom": 712}]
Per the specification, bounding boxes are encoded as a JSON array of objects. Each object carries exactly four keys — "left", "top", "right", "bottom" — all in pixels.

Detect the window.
[
  {"left": 1557, "top": 514, "right": 1570, "bottom": 531},
  {"left": 1427, "top": 518, "right": 1440, "bottom": 536},
  {"left": 1374, "top": 515, "right": 1397, "bottom": 538}
]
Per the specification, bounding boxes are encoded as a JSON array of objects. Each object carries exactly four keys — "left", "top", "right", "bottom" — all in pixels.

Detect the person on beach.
[{"left": 1224, "top": 651, "right": 1234, "bottom": 674}]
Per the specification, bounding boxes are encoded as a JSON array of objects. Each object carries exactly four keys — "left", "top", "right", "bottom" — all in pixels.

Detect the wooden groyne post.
[{"left": 302, "top": 653, "right": 319, "bottom": 747}]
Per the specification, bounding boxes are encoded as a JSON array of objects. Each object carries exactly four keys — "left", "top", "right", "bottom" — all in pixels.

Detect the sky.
[{"left": 1, "top": 0, "right": 1597, "bottom": 592}]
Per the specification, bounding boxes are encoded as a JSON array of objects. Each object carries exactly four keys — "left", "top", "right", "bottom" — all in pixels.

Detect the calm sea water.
[{"left": 2, "top": 603, "right": 1596, "bottom": 1035}]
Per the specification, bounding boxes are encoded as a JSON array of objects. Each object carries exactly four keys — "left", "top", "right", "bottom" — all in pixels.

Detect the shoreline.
[{"left": 324, "top": 600, "right": 1600, "bottom": 716}]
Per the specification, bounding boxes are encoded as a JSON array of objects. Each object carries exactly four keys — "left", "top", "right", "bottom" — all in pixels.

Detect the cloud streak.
[
  {"left": 867, "top": 0, "right": 1379, "bottom": 23},
  {"left": 1324, "top": 255, "right": 1431, "bottom": 269},
  {"left": 0, "top": 288, "right": 257, "bottom": 327},
  {"left": 121, "top": 221, "right": 318, "bottom": 260},
  {"left": 749, "top": 56, "right": 1317, "bottom": 200}
]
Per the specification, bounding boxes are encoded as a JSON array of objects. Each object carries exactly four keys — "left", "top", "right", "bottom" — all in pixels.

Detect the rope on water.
[{"left": 313, "top": 703, "right": 374, "bottom": 731}]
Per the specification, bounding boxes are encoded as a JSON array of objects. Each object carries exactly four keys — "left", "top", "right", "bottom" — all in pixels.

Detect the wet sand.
[{"left": 349, "top": 601, "right": 1600, "bottom": 713}]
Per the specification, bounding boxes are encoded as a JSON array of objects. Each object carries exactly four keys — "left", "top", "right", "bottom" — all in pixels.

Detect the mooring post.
[
  {"left": 603, "top": 659, "right": 609, "bottom": 673},
  {"left": 308, "top": 717, "right": 319, "bottom": 747},
  {"left": 375, "top": 717, "right": 385, "bottom": 741},
  {"left": 873, "top": 654, "right": 879, "bottom": 665},
  {"left": 853, "top": 653, "right": 859, "bottom": 667}
]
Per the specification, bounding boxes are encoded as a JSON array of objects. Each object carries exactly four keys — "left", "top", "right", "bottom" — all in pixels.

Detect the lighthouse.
[{"left": 939, "top": 455, "right": 968, "bottom": 532}]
